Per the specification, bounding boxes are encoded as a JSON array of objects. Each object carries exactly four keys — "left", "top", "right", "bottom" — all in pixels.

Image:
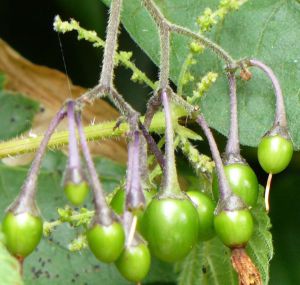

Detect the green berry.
[
  {"left": 212, "top": 163, "right": 259, "bottom": 207},
  {"left": 141, "top": 197, "right": 199, "bottom": 262},
  {"left": 64, "top": 181, "right": 89, "bottom": 206},
  {"left": 214, "top": 209, "right": 253, "bottom": 248},
  {"left": 187, "top": 191, "right": 215, "bottom": 241},
  {"left": 115, "top": 243, "right": 151, "bottom": 283},
  {"left": 87, "top": 222, "right": 125, "bottom": 263},
  {"left": 258, "top": 135, "right": 293, "bottom": 174},
  {"left": 2, "top": 212, "right": 43, "bottom": 258}
]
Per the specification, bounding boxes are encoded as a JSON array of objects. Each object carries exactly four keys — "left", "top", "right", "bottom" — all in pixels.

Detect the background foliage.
[{"left": 0, "top": 0, "right": 299, "bottom": 284}]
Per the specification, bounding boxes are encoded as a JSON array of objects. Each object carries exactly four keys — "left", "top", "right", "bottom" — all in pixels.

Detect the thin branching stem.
[
  {"left": 99, "top": 0, "right": 123, "bottom": 88},
  {"left": 10, "top": 107, "right": 66, "bottom": 214},
  {"left": 195, "top": 115, "right": 232, "bottom": 200},
  {"left": 225, "top": 72, "right": 240, "bottom": 156},
  {"left": 76, "top": 113, "right": 113, "bottom": 226},
  {"left": 161, "top": 90, "right": 181, "bottom": 195},
  {"left": 142, "top": 0, "right": 235, "bottom": 65},
  {"left": 67, "top": 101, "right": 81, "bottom": 168},
  {"left": 248, "top": 59, "right": 287, "bottom": 127}
]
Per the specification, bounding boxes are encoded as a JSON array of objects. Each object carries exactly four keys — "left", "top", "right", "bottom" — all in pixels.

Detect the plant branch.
[
  {"left": 161, "top": 90, "right": 181, "bottom": 195},
  {"left": 99, "top": 0, "right": 123, "bottom": 88},
  {"left": 142, "top": 0, "right": 235, "bottom": 65},
  {"left": 67, "top": 101, "right": 81, "bottom": 168},
  {"left": 9, "top": 107, "right": 66, "bottom": 214},
  {"left": 247, "top": 59, "right": 287, "bottom": 127},
  {"left": 195, "top": 114, "right": 232, "bottom": 200},
  {"left": 139, "top": 122, "right": 165, "bottom": 169},
  {"left": 76, "top": 113, "right": 113, "bottom": 226},
  {"left": 225, "top": 72, "right": 240, "bottom": 156}
]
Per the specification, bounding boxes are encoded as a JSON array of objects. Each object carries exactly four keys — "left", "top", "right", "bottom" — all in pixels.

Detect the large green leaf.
[
  {"left": 0, "top": 91, "right": 39, "bottom": 141},
  {"left": 176, "top": 186, "right": 273, "bottom": 285},
  {"left": 0, "top": 151, "right": 175, "bottom": 285},
  {"left": 102, "top": 0, "right": 300, "bottom": 149}
]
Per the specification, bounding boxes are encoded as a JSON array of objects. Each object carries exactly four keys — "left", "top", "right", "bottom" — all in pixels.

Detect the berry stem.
[
  {"left": 76, "top": 113, "right": 113, "bottom": 226},
  {"left": 139, "top": 122, "right": 165, "bottom": 169},
  {"left": 248, "top": 59, "right": 287, "bottom": 127},
  {"left": 99, "top": 0, "right": 123, "bottom": 89},
  {"left": 195, "top": 115, "right": 232, "bottom": 200},
  {"left": 67, "top": 101, "right": 81, "bottom": 169},
  {"left": 125, "top": 131, "right": 145, "bottom": 210},
  {"left": 11, "top": 107, "right": 66, "bottom": 213},
  {"left": 225, "top": 72, "right": 240, "bottom": 156},
  {"left": 159, "top": 25, "right": 170, "bottom": 90},
  {"left": 161, "top": 90, "right": 181, "bottom": 195}
]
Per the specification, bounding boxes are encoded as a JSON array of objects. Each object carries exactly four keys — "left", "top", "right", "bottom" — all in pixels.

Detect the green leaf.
[
  {"left": 0, "top": 91, "right": 39, "bottom": 141},
  {"left": 176, "top": 186, "right": 272, "bottom": 285},
  {"left": 102, "top": 0, "right": 300, "bottom": 148},
  {"left": 0, "top": 151, "right": 175, "bottom": 284},
  {"left": 0, "top": 242, "right": 23, "bottom": 285}
]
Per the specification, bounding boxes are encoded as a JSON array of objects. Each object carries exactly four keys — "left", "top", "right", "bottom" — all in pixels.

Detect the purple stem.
[
  {"left": 161, "top": 90, "right": 181, "bottom": 195},
  {"left": 76, "top": 113, "right": 113, "bottom": 226},
  {"left": 249, "top": 59, "right": 287, "bottom": 127},
  {"left": 196, "top": 115, "right": 232, "bottom": 200},
  {"left": 67, "top": 101, "right": 81, "bottom": 168},
  {"left": 139, "top": 122, "right": 165, "bottom": 169},
  {"left": 15, "top": 107, "right": 66, "bottom": 209},
  {"left": 225, "top": 72, "right": 240, "bottom": 156},
  {"left": 125, "top": 131, "right": 145, "bottom": 210}
]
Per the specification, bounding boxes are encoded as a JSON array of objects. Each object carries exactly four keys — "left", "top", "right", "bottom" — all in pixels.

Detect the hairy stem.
[
  {"left": 76, "top": 113, "right": 113, "bottom": 226},
  {"left": 225, "top": 72, "right": 240, "bottom": 156},
  {"left": 125, "top": 131, "right": 145, "bottom": 210},
  {"left": 10, "top": 107, "right": 66, "bottom": 213},
  {"left": 159, "top": 26, "right": 170, "bottom": 90},
  {"left": 67, "top": 101, "right": 81, "bottom": 168},
  {"left": 248, "top": 59, "right": 287, "bottom": 127},
  {"left": 99, "top": 0, "right": 123, "bottom": 88},
  {"left": 196, "top": 115, "right": 232, "bottom": 199},
  {"left": 161, "top": 90, "right": 181, "bottom": 195},
  {"left": 142, "top": 0, "right": 235, "bottom": 65},
  {"left": 170, "top": 24, "right": 234, "bottom": 65},
  {"left": 139, "top": 122, "right": 165, "bottom": 169}
]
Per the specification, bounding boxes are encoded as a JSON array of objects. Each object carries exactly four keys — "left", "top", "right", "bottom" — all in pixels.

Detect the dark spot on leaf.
[
  {"left": 55, "top": 274, "right": 60, "bottom": 278},
  {"left": 40, "top": 106, "right": 45, "bottom": 112},
  {"left": 10, "top": 117, "right": 15, "bottom": 122},
  {"left": 47, "top": 258, "right": 51, "bottom": 263},
  {"left": 202, "top": 265, "right": 207, "bottom": 274},
  {"left": 42, "top": 261, "right": 46, "bottom": 267},
  {"left": 72, "top": 279, "right": 75, "bottom": 283}
]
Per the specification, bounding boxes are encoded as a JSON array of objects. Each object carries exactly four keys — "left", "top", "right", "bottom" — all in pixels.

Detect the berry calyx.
[
  {"left": 115, "top": 242, "right": 151, "bottom": 282},
  {"left": 258, "top": 134, "right": 293, "bottom": 174},
  {"left": 86, "top": 222, "right": 125, "bottom": 263},
  {"left": 2, "top": 212, "right": 43, "bottom": 258},
  {"left": 214, "top": 208, "right": 253, "bottom": 248},
  {"left": 142, "top": 197, "right": 199, "bottom": 262},
  {"left": 110, "top": 188, "right": 156, "bottom": 215},
  {"left": 212, "top": 163, "right": 259, "bottom": 207},
  {"left": 187, "top": 191, "right": 215, "bottom": 241}
]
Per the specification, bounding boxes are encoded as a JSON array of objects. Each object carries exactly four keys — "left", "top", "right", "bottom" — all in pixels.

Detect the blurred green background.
[{"left": 0, "top": 0, "right": 299, "bottom": 284}]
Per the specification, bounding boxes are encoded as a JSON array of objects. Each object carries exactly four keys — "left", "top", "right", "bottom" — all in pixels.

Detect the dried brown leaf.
[{"left": 0, "top": 39, "right": 127, "bottom": 163}]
